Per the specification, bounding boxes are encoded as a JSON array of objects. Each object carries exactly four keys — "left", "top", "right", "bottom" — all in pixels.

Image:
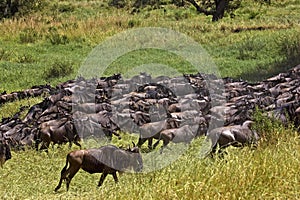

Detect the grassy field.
[
  {"left": 0, "top": 0, "right": 300, "bottom": 92},
  {"left": 0, "top": 118, "right": 299, "bottom": 200},
  {"left": 1, "top": 0, "right": 300, "bottom": 199}
]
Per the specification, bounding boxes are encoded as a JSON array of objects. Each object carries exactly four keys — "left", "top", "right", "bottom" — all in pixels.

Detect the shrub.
[
  {"left": 44, "top": 60, "right": 74, "bottom": 80},
  {"left": 0, "top": 0, "right": 45, "bottom": 19},
  {"left": 252, "top": 108, "right": 295, "bottom": 148},
  {"left": 109, "top": 0, "right": 127, "bottom": 8},
  {"left": 277, "top": 30, "right": 300, "bottom": 67},
  {"left": 47, "top": 27, "right": 69, "bottom": 45},
  {"left": 19, "top": 28, "right": 39, "bottom": 43},
  {"left": 0, "top": 48, "right": 12, "bottom": 61}
]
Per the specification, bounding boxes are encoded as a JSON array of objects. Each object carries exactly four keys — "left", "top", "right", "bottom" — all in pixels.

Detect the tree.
[
  {"left": 0, "top": 0, "right": 44, "bottom": 19},
  {"left": 186, "top": 0, "right": 271, "bottom": 21},
  {"left": 186, "top": 0, "right": 233, "bottom": 21}
]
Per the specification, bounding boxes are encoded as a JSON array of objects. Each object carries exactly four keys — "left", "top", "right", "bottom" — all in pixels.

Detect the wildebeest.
[
  {"left": 36, "top": 120, "right": 81, "bottom": 151},
  {"left": 54, "top": 144, "right": 143, "bottom": 192},
  {"left": 153, "top": 124, "right": 200, "bottom": 153},
  {"left": 206, "top": 120, "right": 259, "bottom": 158},
  {"left": 0, "top": 140, "right": 11, "bottom": 167},
  {"left": 137, "top": 118, "right": 180, "bottom": 149}
]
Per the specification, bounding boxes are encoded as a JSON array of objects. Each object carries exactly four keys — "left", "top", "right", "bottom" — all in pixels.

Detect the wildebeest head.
[
  {"left": 126, "top": 142, "right": 143, "bottom": 172},
  {"left": 0, "top": 140, "right": 11, "bottom": 167}
]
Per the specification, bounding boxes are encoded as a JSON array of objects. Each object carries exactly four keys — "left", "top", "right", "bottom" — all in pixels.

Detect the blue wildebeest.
[
  {"left": 54, "top": 144, "right": 143, "bottom": 192},
  {"left": 205, "top": 120, "right": 259, "bottom": 158}
]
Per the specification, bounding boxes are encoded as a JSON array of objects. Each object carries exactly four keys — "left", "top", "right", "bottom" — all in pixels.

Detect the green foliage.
[
  {"left": 0, "top": 0, "right": 45, "bottom": 19},
  {"left": 19, "top": 28, "right": 39, "bottom": 43},
  {"left": 0, "top": 97, "right": 43, "bottom": 121},
  {"left": 46, "top": 26, "right": 69, "bottom": 45},
  {"left": 47, "top": 27, "right": 69, "bottom": 45},
  {"left": 19, "top": 28, "right": 40, "bottom": 43},
  {"left": 0, "top": 48, "right": 13, "bottom": 61},
  {"left": 252, "top": 108, "right": 296, "bottom": 148},
  {"left": 44, "top": 60, "right": 74, "bottom": 80},
  {"left": 276, "top": 30, "right": 300, "bottom": 67}
]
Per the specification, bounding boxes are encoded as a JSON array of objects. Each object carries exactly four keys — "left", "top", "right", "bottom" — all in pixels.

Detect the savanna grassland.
[{"left": 0, "top": 0, "right": 300, "bottom": 199}]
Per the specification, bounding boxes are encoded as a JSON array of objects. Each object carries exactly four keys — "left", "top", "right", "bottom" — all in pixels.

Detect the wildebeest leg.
[
  {"left": 73, "top": 141, "right": 81, "bottom": 149},
  {"left": 147, "top": 138, "right": 153, "bottom": 150},
  {"left": 137, "top": 137, "right": 147, "bottom": 147},
  {"left": 158, "top": 134, "right": 172, "bottom": 154},
  {"left": 112, "top": 131, "right": 121, "bottom": 140},
  {"left": 40, "top": 132, "right": 51, "bottom": 152},
  {"left": 153, "top": 140, "right": 160, "bottom": 149},
  {"left": 210, "top": 144, "right": 218, "bottom": 158},
  {"left": 0, "top": 156, "right": 4, "bottom": 168},
  {"left": 112, "top": 172, "right": 118, "bottom": 183},
  {"left": 217, "top": 147, "right": 227, "bottom": 159},
  {"left": 98, "top": 172, "right": 108, "bottom": 187},
  {"left": 65, "top": 166, "right": 80, "bottom": 191},
  {"left": 55, "top": 157, "right": 69, "bottom": 192},
  {"left": 40, "top": 141, "right": 50, "bottom": 152}
]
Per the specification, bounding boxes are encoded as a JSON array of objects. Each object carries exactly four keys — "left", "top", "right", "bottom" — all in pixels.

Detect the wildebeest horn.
[{"left": 132, "top": 142, "right": 136, "bottom": 147}]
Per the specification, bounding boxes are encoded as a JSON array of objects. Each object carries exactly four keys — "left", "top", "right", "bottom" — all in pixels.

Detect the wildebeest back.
[{"left": 88, "top": 145, "right": 142, "bottom": 172}]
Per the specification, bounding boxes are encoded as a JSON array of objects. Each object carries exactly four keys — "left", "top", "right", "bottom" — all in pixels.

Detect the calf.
[
  {"left": 54, "top": 144, "right": 143, "bottom": 191},
  {"left": 137, "top": 118, "right": 180, "bottom": 149},
  {"left": 153, "top": 124, "right": 198, "bottom": 153}
]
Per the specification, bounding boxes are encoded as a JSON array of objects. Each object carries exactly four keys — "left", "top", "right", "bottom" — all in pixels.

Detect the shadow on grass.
[{"left": 238, "top": 57, "right": 300, "bottom": 83}]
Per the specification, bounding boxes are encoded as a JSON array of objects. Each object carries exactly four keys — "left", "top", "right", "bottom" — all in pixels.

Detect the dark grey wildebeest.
[{"left": 205, "top": 120, "right": 259, "bottom": 158}]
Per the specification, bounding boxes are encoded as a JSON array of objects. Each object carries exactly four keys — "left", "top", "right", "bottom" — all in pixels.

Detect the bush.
[
  {"left": 277, "top": 30, "right": 300, "bottom": 67},
  {"left": 0, "top": 0, "right": 45, "bottom": 19},
  {"left": 19, "top": 28, "right": 39, "bottom": 43},
  {"left": 252, "top": 108, "right": 295, "bottom": 148},
  {"left": 109, "top": 0, "right": 127, "bottom": 8},
  {"left": 47, "top": 27, "right": 69, "bottom": 45},
  {"left": 44, "top": 60, "right": 74, "bottom": 80}
]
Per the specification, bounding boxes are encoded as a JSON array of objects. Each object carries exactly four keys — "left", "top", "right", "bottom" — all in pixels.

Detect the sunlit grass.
[{"left": 0, "top": 124, "right": 299, "bottom": 199}]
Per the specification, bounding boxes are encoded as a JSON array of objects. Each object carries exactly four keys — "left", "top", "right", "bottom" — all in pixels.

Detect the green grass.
[
  {"left": 0, "top": 97, "right": 43, "bottom": 121},
  {"left": 0, "top": 124, "right": 299, "bottom": 199},
  {"left": 1, "top": 0, "right": 300, "bottom": 92}
]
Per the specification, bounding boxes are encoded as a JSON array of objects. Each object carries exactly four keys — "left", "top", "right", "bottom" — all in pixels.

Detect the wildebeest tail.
[
  {"left": 60, "top": 154, "right": 70, "bottom": 175},
  {"left": 34, "top": 129, "right": 41, "bottom": 151}
]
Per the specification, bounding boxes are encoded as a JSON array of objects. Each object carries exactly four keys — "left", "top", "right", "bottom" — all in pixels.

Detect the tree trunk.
[
  {"left": 186, "top": 0, "right": 214, "bottom": 16},
  {"left": 212, "top": 0, "right": 229, "bottom": 21},
  {"left": 186, "top": 0, "right": 229, "bottom": 22}
]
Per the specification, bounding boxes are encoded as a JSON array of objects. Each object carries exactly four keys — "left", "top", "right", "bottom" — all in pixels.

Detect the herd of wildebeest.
[{"left": 0, "top": 65, "right": 300, "bottom": 190}]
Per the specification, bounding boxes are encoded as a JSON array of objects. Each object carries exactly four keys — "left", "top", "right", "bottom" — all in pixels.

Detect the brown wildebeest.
[
  {"left": 36, "top": 120, "right": 81, "bottom": 151},
  {"left": 54, "top": 144, "right": 143, "bottom": 192},
  {"left": 0, "top": 139, "right": 11, "bottom": 167},
  {"left": 206, "top": 120, "right": 259, "bottom": 158},
  {"left": 137, "top": 118, "right": 180, "bottom": 149}
]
